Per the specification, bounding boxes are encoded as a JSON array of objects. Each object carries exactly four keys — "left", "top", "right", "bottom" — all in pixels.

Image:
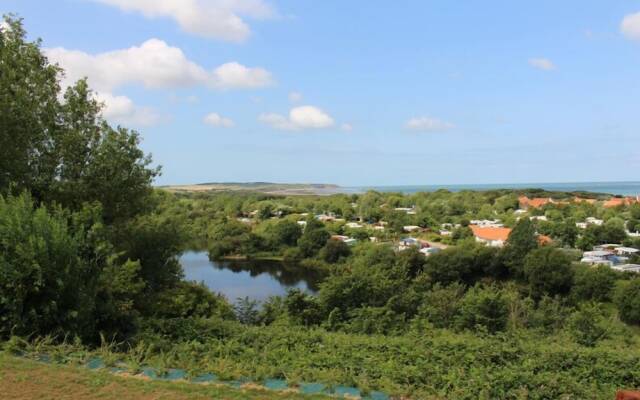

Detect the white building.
[{"left": 612, "top": 264, "right": 640, "bottom": 273}]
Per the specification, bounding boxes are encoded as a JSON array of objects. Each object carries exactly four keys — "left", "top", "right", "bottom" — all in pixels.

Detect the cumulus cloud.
[
  {"left": 621, "top": 12, "right": 640, "bottom": 40},
  {"left": 203, "top": 112, "right": 235, "bottom": 128},
  {"left": 405, "top": 117, "right": 455, "bottom": 132},
  {"left": 259, "top": 106, "right": 335, "bottom": 131},
  {"left": 45, "top": 39, "right": 274, "bottom": 92},
  {"left": 95, "top": 92, "right": 161, "bottom": 126},
  {"left": 94, "top": 0, "right": 276, "bottom": 42},
  {"left": 528, "top": 58, "right": 556, "bottom": 71},
  {"left": 288, "top": 91, "right": 303, "bottom": 103}
]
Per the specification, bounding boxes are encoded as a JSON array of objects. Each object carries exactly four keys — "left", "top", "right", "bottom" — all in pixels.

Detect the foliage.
[
  {"left": 523, "top": 247, "right": 574, "bottom": 299},
  {"left": 615, "top": 279, "right": 640, "bottom": 326}
]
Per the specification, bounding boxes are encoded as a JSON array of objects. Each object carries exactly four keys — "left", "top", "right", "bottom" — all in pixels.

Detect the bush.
[
  {"left": 566, "top": 302, "right": 609, "bottom": 346},
  {"left": 615, "top": 279, "right": 640, "bottom": 325},
  {"left": 417, "top": 283, "right": 465, "bottom": 329},
  {"left": 455, "top": 285, "right": 509, "bottom": 333},
  {"left": 0, "top": 194, "right": 103, "bottom": 340},
  {"left": 524, "top": 247, "right": 574, "bottom": 299},
  {"left": 571, "top": 265, "right": 617, "bottom": 302}
]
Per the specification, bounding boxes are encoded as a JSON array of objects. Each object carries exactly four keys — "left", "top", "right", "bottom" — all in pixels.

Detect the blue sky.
[{"left": 3, "top": 0, "right": 640, "bottom": 186}]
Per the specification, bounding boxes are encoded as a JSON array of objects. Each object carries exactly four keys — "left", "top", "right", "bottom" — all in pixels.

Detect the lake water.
[
  {"left": 180, "top": 251, "right": 323, "bottom": 303},
  {"left": 346, "top": 181, "right": 640, "bottom": 196}
]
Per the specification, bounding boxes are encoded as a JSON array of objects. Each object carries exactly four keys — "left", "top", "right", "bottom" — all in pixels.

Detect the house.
[
  {"left": 574, "top": 197, "right": 597, "bottom": 204},
  {"left": 470, "top": 225, "right": 512, "bottom": 248},
  {"left": 345, "top": 222, "right": 363, "bottom": 229},
  {"left": 237, "top": 217, "right": 252, "bottom": 224},
  {"left": 297, "top": 220, "right": 307, "bottom": 228},
  {"left": 529, "top": 216, "right": 548, "bottom": 222},
  {"left": 603, "top": 196, "right": 640, "bottom": 208},
  {"left": 470, "top": 219, "right": 503, "bottom": 228},
  {"left": 576, "top": 218, "right": 603, "bottom": 229},
  {"left": 581, "top": 250, "right": 616, "bottom": 266},
  {"left": 519, "top": 196, "right": 554, "bottom": 210},
  {"left": 419, "top": 247, "right": 441, "bottom": 257},
  {"left": 439, "top": 229, "right": 452, "bottom": 236},
  {"left": 316, "top": 214, "right": 335, "bottom": 222},
  {"left": 331, "top": 235, "right": 358, "bottom": 246},
  {"left": 403, "top": 225, "right": 422, "bottom": 233},
  {"left": 615, "top": 247, "right": 640, "bottom": 257},
  {"left": 395, "top": 206, "right": 416, "bottom": 215},
  {"left": 612, "top": 264, "right": 640, "bottom": 273},
  {"left": 398, "top": 237, "right": 429, "bottom": 251}
]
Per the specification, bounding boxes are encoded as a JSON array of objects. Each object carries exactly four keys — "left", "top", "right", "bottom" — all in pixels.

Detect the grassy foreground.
[{"left": 0, "top": 354, "right": 323, "bottom": 400}]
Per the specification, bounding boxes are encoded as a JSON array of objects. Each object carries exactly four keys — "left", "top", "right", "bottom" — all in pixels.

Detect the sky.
[{"left": 2, "top": 0, "right": 640, "bottom": 186}]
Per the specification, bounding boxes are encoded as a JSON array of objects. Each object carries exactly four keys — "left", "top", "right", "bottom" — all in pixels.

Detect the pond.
[{"left": 180, "top": 251, "right": 324, "bottom": 304}]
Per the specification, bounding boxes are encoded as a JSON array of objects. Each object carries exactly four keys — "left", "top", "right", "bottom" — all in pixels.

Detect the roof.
[
  {"left": 617, "top": 247, "right": 640, "bottom": 253},
  {"left": 470, "top": 225, "right": 512, "bottom": 242},
  {"left": 604, "top": 196, "right": 639, "bottom": 208}
]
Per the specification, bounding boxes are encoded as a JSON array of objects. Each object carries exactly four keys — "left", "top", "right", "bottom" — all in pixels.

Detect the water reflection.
[{"left": 180, "top": 251, "right": 324, "bottom": 303}]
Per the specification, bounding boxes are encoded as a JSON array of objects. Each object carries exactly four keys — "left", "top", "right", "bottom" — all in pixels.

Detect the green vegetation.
[{"left": 2, "top": 15, "right": 640, "bottom": 399}]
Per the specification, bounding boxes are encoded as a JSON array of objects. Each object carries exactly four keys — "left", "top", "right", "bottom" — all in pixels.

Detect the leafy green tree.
[
  {"left": 234, "top": 297, "right": 260, "bottom": 325},
  {"left": 615, "top": 279, "right": 640, "bottom": 325},
  {"left": 523, "top": 247, "right": 574, "bottom": 299},
  {"left": 417, "top": 283, "right": 465, "bottom": 329},
  {"left": 285, "top": 289, "right": 322, "bottom": 326},
  {"left": 265, "top": 219, "right": 302, "bottom": 248},
  {"left": 501, "top": 218, "right": 539, "bottom": 279},
  {"left": 0, "top": 19, "right": 159, "bottom": 222},
  {"left": 455, "top": 285, "right": 509, "bottom": 333},
  {"left": 151, "top": 282, "right": 234, "bottom": 319},
  {"left": 319, "top": 239, "right": 351, "bottom": 263},
  {"left": 571, "top": 265, "right": 616, "bottom": 302},
  {"left": 424, "top": 243, "right": 501, "bottom": 285},
  {"left": 0, "top": 16, "right": 60, "bottom": 196},
  {"left": 297, "top": 218, "right": 330, "bottom": 257},
  {"left": 566, "top": 302, "right": 609, "bottom": 347}
]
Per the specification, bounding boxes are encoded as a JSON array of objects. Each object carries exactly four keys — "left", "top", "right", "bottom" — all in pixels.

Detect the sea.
[{"left": 342, "top": 182, "right": 640, "bottom": 196}]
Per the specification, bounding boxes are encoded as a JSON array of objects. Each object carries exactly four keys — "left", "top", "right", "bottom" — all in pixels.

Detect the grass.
[{"left": 0, "top": 353, "right": 327, "bottom": 400}]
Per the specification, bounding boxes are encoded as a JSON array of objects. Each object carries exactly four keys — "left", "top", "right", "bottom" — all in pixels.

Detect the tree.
[
  {"left": 319, "top": 239, "right": 351, "bottom": 263},
  {"left": 571, "top": 265, "right": 616, "bottom": 302},
  {"left": 297, "top": 218, "right": 330, "bottom": 257},
  {"left": 424, "top": 243, "right": 501, "bottom": 286},
  {"left": 455, "top": 285, "right": 509, "bottom": 334},
  {"left": 502, "top": 218, "right": 539, "bottom": 279},
  {"left": 234, "top": 297, "right": 260, "bottom": 325},
  {"left": 0, "top": 16, "right": 60, "bottom": 197},
  {"left": 523, "top": 247, "right": 574, "bottom": 299},
  {"left": 615, "top": 279, "right": 640, "bottom": 326},
  {"left": 0, "top": 18, "right": 159, "bottom": 222},
  {"left": 566, "top": 302, "right": 609, "bottom": 347},
  {"left": 265, "top": 219, "right": 302, "bottom": 248}
]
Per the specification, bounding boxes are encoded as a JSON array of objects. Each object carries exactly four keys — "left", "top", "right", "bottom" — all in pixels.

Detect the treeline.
[{"left": 0, "top": 16, "right": 232, "bottom": 343}]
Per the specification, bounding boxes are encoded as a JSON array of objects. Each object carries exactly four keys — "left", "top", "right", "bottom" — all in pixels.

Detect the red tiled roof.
[{"left": 470, "top": 225, "right": 512, "bottom": 242}]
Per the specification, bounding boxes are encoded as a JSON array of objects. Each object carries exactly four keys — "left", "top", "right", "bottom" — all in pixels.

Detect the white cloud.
[
  {"left": 94, "top": 0, "right": 276, "bottom": 42},
  {"left": 204, "top": 112, "right": 235, "bottom": 128},
  {"left": 341, "top": 123, "right": 353, "bottom": 132},
  {"left": 405, "top": 116, "right": 455, "bottom": 132},
  {"left": 46, "top": 39, "right": 273, "bottom": 92},
  {"left": 259, "top": 105, "right": 335, "bottom": 131},
  {"left": 528, "top": 58, "right": 556, "bottom": 71},
  {"left": 288, "top": 91, "right": 303, "bottom": 103},
  {"left": 621, "top": 12, "right": 640, "bottom": 41},
  {"left": 95, "top": 92, "right": 161, "bottom": 126}
]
